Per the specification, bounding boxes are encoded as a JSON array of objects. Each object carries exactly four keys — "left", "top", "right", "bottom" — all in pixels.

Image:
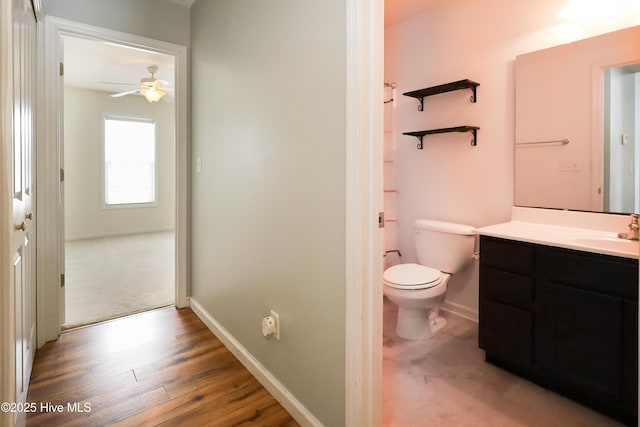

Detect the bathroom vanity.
[{"left": 478, "top": 209, "right": 639, "bottom": 426}]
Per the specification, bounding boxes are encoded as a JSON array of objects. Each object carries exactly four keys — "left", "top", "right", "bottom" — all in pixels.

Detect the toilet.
[{"left": 383, "top": 219, "right": 476, "bottom": 340}]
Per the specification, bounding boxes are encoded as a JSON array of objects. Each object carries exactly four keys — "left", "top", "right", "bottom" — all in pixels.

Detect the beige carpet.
[{"left": 64, "top": 231, "right": 175, "bottom": 329}]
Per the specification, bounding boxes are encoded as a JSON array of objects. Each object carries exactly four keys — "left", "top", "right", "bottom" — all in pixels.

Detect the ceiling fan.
[{"left": 110, "top": 65, "right": 173, "bottom": 103}]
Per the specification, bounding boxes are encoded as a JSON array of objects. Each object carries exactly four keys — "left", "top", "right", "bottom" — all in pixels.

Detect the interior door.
[
  {"left": 57, "top": 32, "right": 65, "bottom": 328},
  {"left": 12, "top": 0, "right": 37, "bottom": 406}
]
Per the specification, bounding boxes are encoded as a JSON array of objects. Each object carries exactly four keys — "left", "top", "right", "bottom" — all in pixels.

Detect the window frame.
[{"left": 101, "top": 114, "right": 159, "bottom": 209}]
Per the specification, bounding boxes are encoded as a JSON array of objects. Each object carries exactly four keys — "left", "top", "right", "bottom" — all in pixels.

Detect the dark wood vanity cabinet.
[
  {"left": 479, "top": 236, "right": 639, "bottom": 426},
  {"left": 479, "top": 237, "right": 534, "bottom": 369}
]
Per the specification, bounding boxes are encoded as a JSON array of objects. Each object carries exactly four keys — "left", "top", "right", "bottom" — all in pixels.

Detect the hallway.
[{"left": 25, "top": 308, "right": 297, "bottom": 426}]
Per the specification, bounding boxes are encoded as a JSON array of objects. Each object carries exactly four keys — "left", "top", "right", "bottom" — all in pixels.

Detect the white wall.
[
  {"left": 190, "top": 1, "right": 346, "bottom": 425},
  {"left": 385, "top": 0, "right": 640, "bottom": 318},
  {"left": 42, "top": 0, "right": 190, "bottom": 46},
  {"left": 64, "top": 87, "right": 175, "bottom": 240}
]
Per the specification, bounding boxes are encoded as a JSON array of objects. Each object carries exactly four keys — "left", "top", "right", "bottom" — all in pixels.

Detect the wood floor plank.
[
  {"left": 110, "top": 372, "right": 262, "bottom": 426},
  {"left": 27, "top": 369, "right": 137, "bottom": 405},
  {"left": 68, "top": 386, "right": 170, "bottom": 427},
  {"left": 156, "top": 388, "right": 289, "bottom": 427},
  {"left": 28, "top": 327, "right": 220, "bottom": 403},
  {"left": 25, "top": 307, "right": 299, "bottom": 426},
  {"left": 29, "top": 318, "right": 191, "bottom": 381},
  {"left": 133, "top": 344, "right": 237, "bottom": 388},
  {"left": 160, "top": 359, "right": 252, "bottom": 400}
]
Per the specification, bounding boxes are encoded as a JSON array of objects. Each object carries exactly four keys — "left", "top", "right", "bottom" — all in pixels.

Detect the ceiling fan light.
[{"left": 142, "top": 86, "right": 165, "bottom": 103}]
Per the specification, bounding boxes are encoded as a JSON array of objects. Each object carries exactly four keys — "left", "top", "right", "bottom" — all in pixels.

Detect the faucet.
[{"left": 618, "top": 213, "right": 639, "bottom": 241}]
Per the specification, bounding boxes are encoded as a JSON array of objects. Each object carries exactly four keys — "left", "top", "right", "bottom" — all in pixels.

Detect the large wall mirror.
[{"left": 515, "top": 25, "right": 640, "bottom": 214}]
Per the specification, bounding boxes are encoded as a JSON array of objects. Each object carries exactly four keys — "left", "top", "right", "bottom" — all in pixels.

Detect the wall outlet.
[{"left": 270, "top": 310, "right": 280, "bottom": 340}]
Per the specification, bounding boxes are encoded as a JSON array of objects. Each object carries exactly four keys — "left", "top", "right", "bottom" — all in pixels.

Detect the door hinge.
[
  {"left": 59, "top": 62, "right": 64, "bottom": 76},
  {"left": 60, "top": 273, "right": 65, "bottom": 288},
  {"left": 60, "top": 168, "right": 64, "bottom": 182},
  {"left": 378, "top": 212, "right": 385, "bottom": 228}
]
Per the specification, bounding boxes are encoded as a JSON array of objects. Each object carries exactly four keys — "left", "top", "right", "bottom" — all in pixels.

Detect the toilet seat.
[{"left": 383, "top": 263, "right": 443, "bottom": 290}]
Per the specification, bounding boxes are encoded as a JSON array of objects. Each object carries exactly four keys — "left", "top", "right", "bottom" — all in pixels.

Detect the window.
[{"left": 103, "top": 116, "right": 156, "bottom": 206}]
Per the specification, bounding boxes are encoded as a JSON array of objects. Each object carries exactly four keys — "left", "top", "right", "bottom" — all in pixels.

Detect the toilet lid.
[{"left": 383, "top": 263, "right": 442, "bottom": 288}]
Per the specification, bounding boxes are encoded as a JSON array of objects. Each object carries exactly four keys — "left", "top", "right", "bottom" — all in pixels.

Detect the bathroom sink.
[
  {"left": 569, "top": 236, "right": 639, "bottom": 257},
  {"left": 478, "top": 210, "right": 640, "bottom": 260}
]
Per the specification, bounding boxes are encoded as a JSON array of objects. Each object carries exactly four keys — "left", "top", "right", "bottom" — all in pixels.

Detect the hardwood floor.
[{"left": 25, "top": 307, "right": 299, "bottom": 426}]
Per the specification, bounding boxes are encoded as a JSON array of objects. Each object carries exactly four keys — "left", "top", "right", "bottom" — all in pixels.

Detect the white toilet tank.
[{"left": 414, "top": 219, "right": 476, "bottom": 273}]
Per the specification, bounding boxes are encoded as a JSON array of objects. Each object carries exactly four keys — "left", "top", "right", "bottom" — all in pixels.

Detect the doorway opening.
[
  {"left": 603, "top": 63, "right": 640, "bottom": 214},
  {"left": 60, "top": 35, "right": 177, "bottom": 328}
]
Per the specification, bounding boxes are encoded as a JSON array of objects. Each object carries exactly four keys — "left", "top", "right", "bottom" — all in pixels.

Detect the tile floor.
[{"left": 382, "top": 297, "right": 625, "bottom": 427}]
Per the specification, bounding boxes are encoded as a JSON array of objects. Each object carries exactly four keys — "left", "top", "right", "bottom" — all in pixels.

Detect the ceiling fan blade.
[
  {"left": 99, "top": 81, "right": 138, "bottom": 86},
  {"left": 154, "top": 79, "right": 173, "bottom": 90},
  {"left": 110, "top": 89, "right": 140, "bottom": 98},
  {"left": 155, "top": 79, "right": 173, "bottom": 86}
]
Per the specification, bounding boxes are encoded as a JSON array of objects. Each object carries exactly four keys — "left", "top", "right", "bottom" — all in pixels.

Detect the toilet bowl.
[
  {"left": 383, "top": 219, "right": 476, "bottom": 340},
  {"left": 383, "top": 263, "right": 450, "bottom": 340}
]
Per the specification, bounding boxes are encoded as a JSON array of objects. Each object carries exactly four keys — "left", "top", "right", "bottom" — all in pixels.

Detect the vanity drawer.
[
  {"left": 537, "top": 246, "right": 639, "bottom": 300},
  {"left": 480, "top": 267, "right": 533, "bottom": 309},
  {"left": 480, "top": 236, "right": 533, "bottom": 276}
]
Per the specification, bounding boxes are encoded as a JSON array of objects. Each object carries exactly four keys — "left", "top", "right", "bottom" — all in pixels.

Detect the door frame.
[
  {"left": 37, "top": 17, "right": 189, "bottom": 345},
  {"left": 344, "top": 0, "right": 384, "bottom": 425},
  {"left": 0, "top": 1, "right": 16, "bottom": 426}
]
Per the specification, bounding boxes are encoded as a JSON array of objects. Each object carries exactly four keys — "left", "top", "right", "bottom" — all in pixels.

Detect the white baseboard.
[
  {"left": 188, "top": 298, "right": 322, "bottom": 427},
  {"left": 441, "top": 300, "right": 479, "bottom": 323},
  {"left": 65, "top": 228, "right": 175, "bottom": 242}
]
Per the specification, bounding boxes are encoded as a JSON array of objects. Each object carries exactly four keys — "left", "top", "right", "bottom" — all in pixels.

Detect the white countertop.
[{"left": 478, "top": 220, "right": 639, "bottom": 259}]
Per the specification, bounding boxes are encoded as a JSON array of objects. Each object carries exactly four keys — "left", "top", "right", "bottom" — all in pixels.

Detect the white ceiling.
[
  {"left": 62, "top": 35, "right": 175, "bottom": 96},
  {"left": 385, "top": 0, "right": 448, "bottom": 27},
  {"left": 62, "top": 0, "right": 443, "bottom": 94}
]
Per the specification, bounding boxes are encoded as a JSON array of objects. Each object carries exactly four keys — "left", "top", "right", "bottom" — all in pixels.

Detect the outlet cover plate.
[{"left": 270, "top": 310, "right": 280, "bottom": 340}]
